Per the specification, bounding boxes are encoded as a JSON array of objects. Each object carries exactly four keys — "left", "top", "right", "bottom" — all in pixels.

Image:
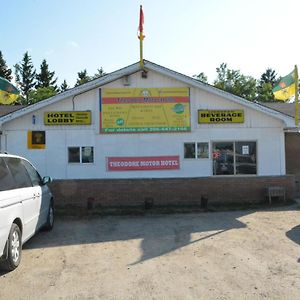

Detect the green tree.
[
  {"left": 75, "top": 69, "right": 90, "bottom": 86},
  {"left": 260, "top": 68, "right": 277, "bottom": 86},
  {"left": 0, "top": 51, "right": 13, "bottom": 81},
  {"left": 193, "top": 72, "right": 208, "bottom": 83},
  {"left": 14, "top": 52, "right": 36, "bottom": 103},
  {"left": 36, "top": 59, "right": 57, "bottom": 89},
  {"left": 93, "top": 67, "right": 106, "bottom": 79},
  {"left": 28, "top": 86, "right": 57, "bottom": 104},
  {"left": 214, "top": 63, "right": 257, "bottom": 101},
  {"left": 60, "top": 79, "right": 69, "bottom": 92},
  {"left": 256, "top": 68, "right": 278, "bottom": 102}
]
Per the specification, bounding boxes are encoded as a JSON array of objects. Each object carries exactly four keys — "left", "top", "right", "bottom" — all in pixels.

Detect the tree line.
[
  {"left": 0, "top": 50, "right": 292, "bottom": 105},
  {"left": 0, "top": 50, "right": 105, "bottom": 105},
  {"left": 193, "top": 63, "right": 282, "bottom": 103}
]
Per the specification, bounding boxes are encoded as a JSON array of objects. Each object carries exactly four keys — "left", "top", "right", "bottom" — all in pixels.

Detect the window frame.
[
  {"left": 212, "top": 140, "right": 257, "bottom": 176},
  {"left": 68, "top": 146, "right": 94, "bottom": 164},
  {"left": 184, "top": 142, "right": 209, "bottom": 159}
]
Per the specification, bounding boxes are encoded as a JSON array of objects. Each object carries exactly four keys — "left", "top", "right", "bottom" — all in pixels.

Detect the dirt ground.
[{"left": 0, "top": 203, "right": 300, "bottom": 300}]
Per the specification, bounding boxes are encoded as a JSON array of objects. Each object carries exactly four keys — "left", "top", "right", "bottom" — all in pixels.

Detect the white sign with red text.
[{"left": 107, "top": 156, "right": 180, "bottom": 171}]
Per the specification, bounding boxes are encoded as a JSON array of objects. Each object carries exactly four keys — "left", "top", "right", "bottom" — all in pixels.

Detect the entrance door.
[{"left": 212, "top": 142, "right": 234, "bottom": 175}]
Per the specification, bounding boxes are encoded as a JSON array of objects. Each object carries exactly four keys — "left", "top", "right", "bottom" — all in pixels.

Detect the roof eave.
[
  {"left": 144, "top": 61, "right": 294, "bottom": 127},
  {"left": 0, "top": 62, "right": 142, "bottom": 126},
  {"left": 0, "top": 59, "right": 294, "bottom": 128}
]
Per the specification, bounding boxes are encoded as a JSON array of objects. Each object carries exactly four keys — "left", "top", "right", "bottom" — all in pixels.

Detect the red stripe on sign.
[
  {"left": 107, "top": 156, "right": 180, "bottom": 171},
  {"left": 102, "top": 97, "right": 189, "bottom": 104}
]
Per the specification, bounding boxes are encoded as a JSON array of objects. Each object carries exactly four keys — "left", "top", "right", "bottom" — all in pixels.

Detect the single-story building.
[{"left": 0, "top": 61, "right": 296, "bottom": 208}]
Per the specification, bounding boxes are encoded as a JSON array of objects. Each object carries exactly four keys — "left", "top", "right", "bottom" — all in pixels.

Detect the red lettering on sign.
[{"left": 107, "top": 156, "right": 180, "bottom": 171}]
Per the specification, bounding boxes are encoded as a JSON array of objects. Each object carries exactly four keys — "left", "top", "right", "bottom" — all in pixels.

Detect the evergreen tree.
[
  {"left": 256, "top": 68, "right": 278, "bottom": 102},
  {"left": 75, "top": 69, "right": 90, "bottom": 86},
  {"left": 92, "top": 67, "right": 106, "bottom": 79},
  {"left": 260, "top": 68, "right": 277, "bottom": 86},
  {"left": 0, "top": 51, "right": 13, "bottom": 81},
  {"left": 36, "top": 59, "right": 57, "bottom": 89},
  {"left": 14, "top": 52, "right": 36, "bottom": 103},
  {"left": 60, "top": 79, "right": 69, "bottom": 92},
  {"left": 193, "top": 72, "right": 208, "bottom": 83}
]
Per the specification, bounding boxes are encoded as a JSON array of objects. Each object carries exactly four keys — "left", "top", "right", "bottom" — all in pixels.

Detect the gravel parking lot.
[{"left": 1, "top": 204, "right": 300, "bottom": 300}]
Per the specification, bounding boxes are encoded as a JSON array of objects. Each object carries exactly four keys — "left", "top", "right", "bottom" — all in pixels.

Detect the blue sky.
[{"left": 1, "top": 0, "right": 300, "bottom": 87}]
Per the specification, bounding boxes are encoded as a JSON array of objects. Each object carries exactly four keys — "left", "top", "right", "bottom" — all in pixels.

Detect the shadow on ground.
[
  {"left": 286, "top": 225, "right": 300, "bottom": 246},
  {"left": 23, "top": 210, "right": 250, "bottom": 264},
  {"left": 1, "top": 201, "right": 297, "bottom": 274}
]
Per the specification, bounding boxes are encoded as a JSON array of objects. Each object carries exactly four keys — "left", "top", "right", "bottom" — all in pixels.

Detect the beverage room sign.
[{"left": 198, "top": 110, "right": 244, "bottom": 124}]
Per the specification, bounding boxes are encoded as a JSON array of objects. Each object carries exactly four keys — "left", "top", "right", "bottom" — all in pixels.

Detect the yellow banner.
[
  {"left": 44, "top": 111, "right": 91, "bottom": 125},
  {"left": 28, "top": 131, "right": 46, "bottom": 149},
  {"left": 102, "top": 88, "right": 189, "bottom": 98},
  {"left": 101, "top": 88, "right": 190, "bottom": 133},
  {"left": 198, "top": 110, "right": 244, "bottom": 124}
]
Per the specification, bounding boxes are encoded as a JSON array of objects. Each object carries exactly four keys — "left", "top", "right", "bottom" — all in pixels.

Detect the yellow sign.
[
  {"left": 28, "top": 131, "right": 46, "bottom": 149},
  {"left": 100, "top": 88, "right": 190, "bottom": 133},
  {"left": 198, "top": 110, "right": 244, "bottom": 124},
  {"left": 44, "top": 111, "right": 91, "bottom": 125}
]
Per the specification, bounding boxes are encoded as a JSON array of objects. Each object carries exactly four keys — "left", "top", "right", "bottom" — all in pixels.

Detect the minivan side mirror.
[{"left": 42, "top": 176, "right": 52, "bottom": 185}]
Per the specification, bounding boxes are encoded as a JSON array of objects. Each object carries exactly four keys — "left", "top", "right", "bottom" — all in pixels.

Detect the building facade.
[{"left": 0, "top": 61, "right": 295, "bottom": 207}]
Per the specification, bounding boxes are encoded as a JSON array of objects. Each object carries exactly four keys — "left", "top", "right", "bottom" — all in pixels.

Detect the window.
[
  {"left": 184, "top": 142, "right": 209, "bottom": 159},
  {"left": 0, "top": 158, "right": 15, "bottom": 191},
  {"left": 197, "top": 143, "right": 209, "bottom": 158},
  {"left": 235, "top": 142, "right": 257, "bottom": 175},
  {"left": 68, "top": 147, "right": 80, "bottom": 163},
  {"left": 68, "top": 146, "right": 94, "bottom": 164},
  {"left": 21, "top": 160, "right": 42, "bottom": 186},
  {"left": 212, "top": 141, "right": 256, "bottom": 175},
  {"left": 5, "top": 157, "right": 32, "bottom": 188},
  {"left": 82, "top": 147, "right": 94, "bottom": 163}
]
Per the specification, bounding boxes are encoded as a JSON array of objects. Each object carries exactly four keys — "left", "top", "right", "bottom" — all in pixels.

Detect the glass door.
[{"left": 212, "top": 142, "right": 234, "bottom": 175}]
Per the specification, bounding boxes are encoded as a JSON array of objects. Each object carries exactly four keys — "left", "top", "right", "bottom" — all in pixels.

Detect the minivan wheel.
[
  {"left": 44, "top": 201, "right": 54, "bottom": 231},
  {"left": 1, "top": 223, "right": 22, "bottom": 271}
]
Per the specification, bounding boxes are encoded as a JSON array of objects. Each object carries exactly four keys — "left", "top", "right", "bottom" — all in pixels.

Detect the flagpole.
[
  {"left": 140, "top": 32, "right": 144, "bottom": 69},
  {"left": 295, "top": 65, "right": 299, "bottom": 126}
]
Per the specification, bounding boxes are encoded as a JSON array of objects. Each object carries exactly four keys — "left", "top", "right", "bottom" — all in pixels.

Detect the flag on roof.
[
  {"left": 0, "top": 77, "right": 20, "bottom": 105},
  {"left": 138, "top": 5, "right": 145, "bottom": 40},
  {"left": 272, "top": 70, "right": 296, "bottom": 101}
]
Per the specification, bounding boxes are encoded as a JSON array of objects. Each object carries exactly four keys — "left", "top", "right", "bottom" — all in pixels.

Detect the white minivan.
[{"left": 0, "top": 153, "right": 54, "bottom": 271}]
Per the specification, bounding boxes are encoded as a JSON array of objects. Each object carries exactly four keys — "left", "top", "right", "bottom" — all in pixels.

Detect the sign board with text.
[
  {"left": 107, "top": 156, "right": 180, "bottom": 171},
  {"left": 44, "top": 111, "right": 91, "bottom": 125},
  {"left": 100, "top": 88, "right": 190, "bottom": 133},
  {"left": 198, "top": 110, "right": 244, "bottom": 124}
]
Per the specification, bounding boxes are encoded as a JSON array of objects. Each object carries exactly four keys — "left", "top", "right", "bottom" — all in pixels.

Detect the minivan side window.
[
  {"left": 5, "top": 157, "right": 32, "bottom": 188},
  {"left": 0, "top": 158, "right": 15, "bottom": 191},
  {"left": 21, "top": 160, "right": 42, "bottom": 186}
]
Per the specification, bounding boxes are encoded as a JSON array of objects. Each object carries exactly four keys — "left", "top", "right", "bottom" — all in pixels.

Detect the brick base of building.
[{"left": 49, "top": 175, "right": 295, "bottom": 209}]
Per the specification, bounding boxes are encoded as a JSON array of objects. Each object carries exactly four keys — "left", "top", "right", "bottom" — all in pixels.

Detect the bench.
[{"left": 266, "top": 186, "right": 286, "bottom": 204}]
